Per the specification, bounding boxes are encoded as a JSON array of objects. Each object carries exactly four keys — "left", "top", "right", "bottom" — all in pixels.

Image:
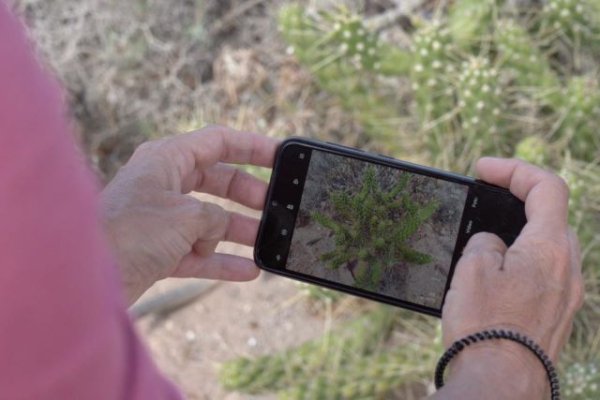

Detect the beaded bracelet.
[{"left": 434, "top": 329, "right": 560, "bottom": 400}]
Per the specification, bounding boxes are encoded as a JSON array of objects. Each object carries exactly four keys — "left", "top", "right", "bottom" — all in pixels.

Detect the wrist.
[{"left": 445, "top": 341, "right": 549, "bottom": 400}]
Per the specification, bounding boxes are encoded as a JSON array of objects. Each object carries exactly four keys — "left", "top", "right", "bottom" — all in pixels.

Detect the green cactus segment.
[
  {"left": 410, "top": 22, "right": 458, "bottom": 155},
  {"left": 547, "top": 77, "right": 600, "bottom": 162},
  {"left": 448, "top": 0, "right": 498, "bottom": 49},
  {"left": 267, "top": 3, "right": 600, "bottom": 399},
  {"left": 279, "top": 4, "right": 383, "bottom": 72},
  {"left": 495, "top": 20, "right": 558, "bottom": 90},
  {"left": 278, "top": 4, "right": 410, "bottom": 143},
  {"left": 456, "top": 57, "right": 506, "bottom": 154},
  {"left": 313, "top": 166, "right": 437, "bottom": 291},
  {"left": 514, "top": 136, "right": 550, "bottom": 165},
  {"left": 277, "top": 349, "right": 430, "bottom": 400},
  {"left": 219, "top": 307, "right": 397, "bottom": 395},
  {"left": 540, "top": 0, "right": 600, "bottom": 50}
]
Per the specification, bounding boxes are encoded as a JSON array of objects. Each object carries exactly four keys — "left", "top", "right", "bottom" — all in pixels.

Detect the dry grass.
[{"left": 9, "top": 0, "right": 389, "bottom": 180}]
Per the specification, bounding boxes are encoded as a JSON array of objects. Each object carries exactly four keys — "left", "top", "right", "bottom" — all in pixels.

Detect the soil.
[{"left": 136, "top": 275, "right": 323, "bottom": 400}]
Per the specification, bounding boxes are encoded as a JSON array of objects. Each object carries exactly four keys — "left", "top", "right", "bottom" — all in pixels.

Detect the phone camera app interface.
[{"left": 285, "top": 151, "right": 469, "bottom": 310}]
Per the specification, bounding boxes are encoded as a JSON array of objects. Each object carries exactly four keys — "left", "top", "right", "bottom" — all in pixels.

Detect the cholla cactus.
[
  {"left": 563, "top": 362, "right": 600, "bottom": 399},
  {"left": 278, "top": 347, "right": 435, "bottom": 400},
  {"left": 540, "top": 0, "right": 600, "bottom": 50},
  {"left": 278, "top": 5, "right": 410, "bottom": 143},
  {"left": 456, "top": 57, "right": 506, "bottom": 154},
  {"left": 331, "top": 15, "right": 381, "bottom": 71},
  {"left": 279, "top": 4, "right": 382, "bottom": 72},
  {"left": 495, "top": 19, "right": 558, "bottom": 90},
  {"left": 448, "top": 0, "right": 498, "bottom": 48},
  {"left": 548, "top": 77, "right": 600, "bottom": 162}
]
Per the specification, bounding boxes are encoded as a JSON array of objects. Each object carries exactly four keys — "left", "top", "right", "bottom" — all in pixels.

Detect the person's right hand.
[{"left": 438, "top": 158, "right": 584, "bottom": 399}]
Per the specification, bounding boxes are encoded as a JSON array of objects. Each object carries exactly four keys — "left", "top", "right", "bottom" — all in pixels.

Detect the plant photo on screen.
[
  {"left": 312, "top": 165, "right": 438, "bottom": 291},
  {"left": 286, "top": 151, "right": 467, "bottom": 309}
]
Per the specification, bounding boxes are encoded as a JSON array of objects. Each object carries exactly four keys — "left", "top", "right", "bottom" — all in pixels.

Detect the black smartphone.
[{"left": 254, "top": 138, "right": 526, "bottom": 317}]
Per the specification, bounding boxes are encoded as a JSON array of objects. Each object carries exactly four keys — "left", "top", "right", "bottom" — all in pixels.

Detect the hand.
[
  {"left": 100, "top": 126, "right": 279, "bottom": 305},
  {"left": 436, "top": 158, "right": 584, "bottom": 399}
]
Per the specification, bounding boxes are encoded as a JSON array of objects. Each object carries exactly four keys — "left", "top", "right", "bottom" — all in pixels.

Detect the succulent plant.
[{"left": 313, "top": 165, "right": 437, "bottom": 290}]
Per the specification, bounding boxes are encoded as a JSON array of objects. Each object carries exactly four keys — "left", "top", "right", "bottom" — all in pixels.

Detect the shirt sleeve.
[{"left": 0, "top": 3, "right": 182, "bottom": 399}]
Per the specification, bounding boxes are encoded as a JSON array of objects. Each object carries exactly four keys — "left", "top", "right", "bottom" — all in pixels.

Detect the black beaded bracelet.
[{"left": 434, "top": 329, "right": 560, "bottom": 400}]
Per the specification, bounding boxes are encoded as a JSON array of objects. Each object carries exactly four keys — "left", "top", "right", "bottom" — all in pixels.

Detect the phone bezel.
[{"left": 255, "top": 137, "right": 522, "bottom": 318}]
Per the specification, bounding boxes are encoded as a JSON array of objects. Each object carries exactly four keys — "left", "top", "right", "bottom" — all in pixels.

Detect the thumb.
[{"left": 452, "top": 232, "right": 508, "bottom": 288}]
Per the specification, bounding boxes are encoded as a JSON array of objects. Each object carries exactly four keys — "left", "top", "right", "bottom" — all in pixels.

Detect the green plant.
[{"left": 312, "top": 166, "right": 437, "bottom": 290}]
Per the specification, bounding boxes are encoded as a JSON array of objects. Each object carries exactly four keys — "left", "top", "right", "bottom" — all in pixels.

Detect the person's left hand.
[{"left": 100, "top": 126, "right": 279, "bottom": 305}]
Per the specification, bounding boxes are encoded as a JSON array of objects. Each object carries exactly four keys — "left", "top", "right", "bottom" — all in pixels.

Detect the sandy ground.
[{"left": 135, "top": 275, "right": 325, "bottom": 400}]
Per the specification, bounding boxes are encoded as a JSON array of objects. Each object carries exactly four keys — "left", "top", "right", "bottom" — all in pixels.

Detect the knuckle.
[{"left": 460, "top": 249, "right": 504, "bottom": 270}]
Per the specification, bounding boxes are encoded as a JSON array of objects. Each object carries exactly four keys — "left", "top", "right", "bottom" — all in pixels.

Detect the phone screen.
[
  {"left": 287, "top": 150, "right": 468, "bottom": 310},
  {"left": 256, "top": 138, "right": 526, "bottom": 316}
]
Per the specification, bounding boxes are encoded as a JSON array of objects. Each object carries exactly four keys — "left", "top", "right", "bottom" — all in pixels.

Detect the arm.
[
  {"left": 0, "top": 4, "right": 180, "bottom": 399},
  {"left": 432, "top": 158, "right": 583, "bottom": 399}
]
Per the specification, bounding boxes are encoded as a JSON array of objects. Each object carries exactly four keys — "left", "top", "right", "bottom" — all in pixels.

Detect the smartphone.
[{"left": 254, "top": 138, "right": 526, "bottom": 317}]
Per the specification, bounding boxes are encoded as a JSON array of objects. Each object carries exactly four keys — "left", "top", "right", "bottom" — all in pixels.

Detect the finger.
[
  {"left": 172, "top": 125, "right": 280, "bottom": 169},
  {"left": 184, "top": 199, "right": 229, "bottom": 242},
  {"left": 452, "top": 232, "right": 507, "bottom": 287},
  {"left": 476, "top": 157, "right": 569, "bottom": 236},
  {"left": 173, "top": 253, "right": 260, "bottom": 281},
  {"left": 567, "top": 229, "right": 582, "bottom": 274},
  {"left": 192, "top": 163, "right": 268, "bottom": 210},
  {"left": 567, "top": 229, "right": 584, "bottom": 310},
  {"left": 225, "top": 212, "right": 260, "bottom": 247}
]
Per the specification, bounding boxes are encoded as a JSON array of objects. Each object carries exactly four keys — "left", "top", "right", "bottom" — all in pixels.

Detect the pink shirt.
[{"left": 0, "top": 3, "right": 182, "bottom": 399}]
